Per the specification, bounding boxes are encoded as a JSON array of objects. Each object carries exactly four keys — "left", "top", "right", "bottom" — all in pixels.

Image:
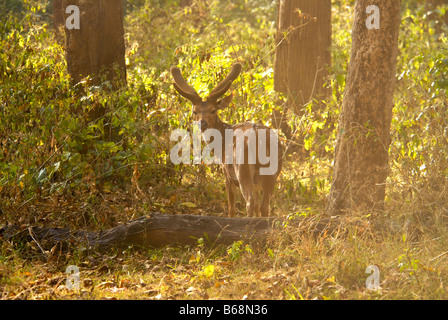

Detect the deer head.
[{"left": 171, "top": 63, "right": 242, "bottom": 131}]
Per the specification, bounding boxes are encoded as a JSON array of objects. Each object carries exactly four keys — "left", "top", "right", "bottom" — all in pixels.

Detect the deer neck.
[
  {"left": 211, "top": 117, "right": 233, "bottom": 166},
  {"left": 214, "top": 117, "right": 232, "bottom": 135}
]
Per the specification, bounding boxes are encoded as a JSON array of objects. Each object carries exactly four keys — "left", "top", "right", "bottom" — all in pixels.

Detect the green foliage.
[
  {"left": 389, "top": 1, "right": 448, "bottom": 221},
  {"left": 227, "top": 241, "right": 253, "bottom": 262},
  {"left": 0, "top": 0, "right": 447, "bottom": 230},
  {"left": 0, "top": 5, "right": 165, "bottom": 223},
  {"left": 1, "top": 0, "right": 448, "bottom": 300},
  {"left": 0, "top": 0, "right": 284, "bottom": 227}
]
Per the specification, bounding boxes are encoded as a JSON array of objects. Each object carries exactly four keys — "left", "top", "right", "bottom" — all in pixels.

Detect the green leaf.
[
  {"left": 202, "top": 264, "right": 214, "bottom": 278},
  {"left": 180, "top": 202, "right": 197, "bottom": 208}
]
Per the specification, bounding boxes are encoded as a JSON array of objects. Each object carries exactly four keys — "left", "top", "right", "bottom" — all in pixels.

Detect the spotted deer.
[{"left": 171, "top": 63, "right": 282, "bottom": 217}]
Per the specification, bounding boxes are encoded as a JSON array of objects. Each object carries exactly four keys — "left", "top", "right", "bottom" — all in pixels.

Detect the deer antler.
[
  {"left": 171, "top": 67, "right": 202, "bottom": 103},
  {"left": 207, "top": 63, "right": 242, "bottom": 102}
]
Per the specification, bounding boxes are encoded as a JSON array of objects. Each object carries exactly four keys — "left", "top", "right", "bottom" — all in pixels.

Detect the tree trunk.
[
  {"left": 326, "top": 0, "right": 401, "bottom": 216},
  {"left": 52, "top": 0, "right": 65, "bottom": 44},
  {"left": 274, "top": 0, "right": 331, "bottom": 113},
  {"left": 63, "top": 0, "right": 127, "bottom": 88},
  {"left": 427, "top": 0, "right": 448, "bottom": 31},
  {"left": 179, "top": 0, "right": 192, "bottom": 7}
]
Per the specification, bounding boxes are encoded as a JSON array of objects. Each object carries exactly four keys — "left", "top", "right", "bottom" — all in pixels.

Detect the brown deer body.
[{"left": 171, "top": 63, "right": 282, "bottom": 217}]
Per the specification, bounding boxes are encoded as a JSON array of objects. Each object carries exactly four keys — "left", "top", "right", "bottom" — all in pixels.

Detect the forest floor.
[{"left": 2, "top": 174, "right": 448, "bottom": 301}]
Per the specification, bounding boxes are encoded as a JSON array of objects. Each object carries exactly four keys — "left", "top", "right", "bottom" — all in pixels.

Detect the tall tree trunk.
[
  {"left": 326, "top": 0, "right": 401, "bottom": 216},
  {"left": 63, "top": 0, "right": 127, "bottom": 88},
  {"left": 272, "top": 0, "right": 331, "bottom": 151},
  {"left": 274, "top": 0, "right": 331, "bottom": 113},
  {"left": 52, "top": 0, "right": 65, "bottom": 44},
  {"left": 179, "top": 0, "right": 192, "bottom": 7},
  {"left": 427, "top": 0, "right": 448, "bottom": 31}
]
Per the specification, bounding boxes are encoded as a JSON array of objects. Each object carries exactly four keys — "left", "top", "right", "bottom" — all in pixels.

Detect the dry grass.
[
  {"left": 1, "top": 136, "right": 448, "bottom": 300},
  {"left": 2, "top": 183, "right": 448, "bottom": 300}
]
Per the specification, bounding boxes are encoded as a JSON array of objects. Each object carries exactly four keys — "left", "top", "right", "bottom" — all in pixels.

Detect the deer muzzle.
[{"left": 199, "top": 120, "right": 208, "bottom": 131}]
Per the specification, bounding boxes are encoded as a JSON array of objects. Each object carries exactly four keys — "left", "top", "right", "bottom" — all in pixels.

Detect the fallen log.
[
  {"left": 0, "top": 213, "right": 332, "bottom": 252},
  {"left": 92, "top": 213, "right": 282, "bottom": 249}
]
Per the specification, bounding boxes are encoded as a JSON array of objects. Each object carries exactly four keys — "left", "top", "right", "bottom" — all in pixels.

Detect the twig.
[
  {"left": 28, "top": 226, "right": 48, "bottom": 260},
  {"left": 430, "top": 250, "right": 448, "bottom": 265}
]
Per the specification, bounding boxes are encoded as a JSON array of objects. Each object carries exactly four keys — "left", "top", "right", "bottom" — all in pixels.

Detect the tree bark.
[
  {"left": 326, "top": 0, "right": 401, "bottom": 216},
  {"left": 52, "top": 0, "right": 65, "bottom": 44},
  {"left": 274, "top": 0, "right": 332, "bottom": 112},
  {"left": 179, "top": 0, "right": 192, "bottom": 7},
  {"left": 63, "top": 0, "right": 127, "bottom": 88},
  {"left": 427, "top": 0, "right": 448, "bottom": 31}
]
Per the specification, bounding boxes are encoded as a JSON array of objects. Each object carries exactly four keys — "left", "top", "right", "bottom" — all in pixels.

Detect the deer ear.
[{"left": 217, "top": 94, "right": 233, "bottom": 110}]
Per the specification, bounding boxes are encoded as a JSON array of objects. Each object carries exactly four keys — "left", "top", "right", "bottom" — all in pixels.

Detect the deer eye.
[
  {"left": 211, "top": 110, "right": 217, "bottom": 114},
  {"left": 193, "top": 110, "right": 197, "bottom": 115}
]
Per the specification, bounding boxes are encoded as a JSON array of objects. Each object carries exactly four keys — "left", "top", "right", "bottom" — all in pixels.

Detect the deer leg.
[
  {"left": 260, "top": 193, "right": 270, "bottom": 217},
  {"left": 240, "top": 184, "right": 255, "bottom": 217},
  {"left": 243, "top": 191, "right": 255, "bottom": 217},
  {"left": 225, "top": 177, "right": 236, "bottom": 217},
  {"left": 254, "top": 191, "right": 261, "bottom": 217},
  {"left": 236, "top": 164, "right": 256, "bottom": 217},
  {"left": 260, "top": 180, "right": 275, "bottom": 217},
  {"left": 236, "top": 181, "right": 255, "bottom": 217}
]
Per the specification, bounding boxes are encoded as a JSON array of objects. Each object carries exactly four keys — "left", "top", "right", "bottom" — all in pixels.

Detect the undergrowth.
[{"left": 0, "top": 0, "right": 447, "bottom": 300}]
